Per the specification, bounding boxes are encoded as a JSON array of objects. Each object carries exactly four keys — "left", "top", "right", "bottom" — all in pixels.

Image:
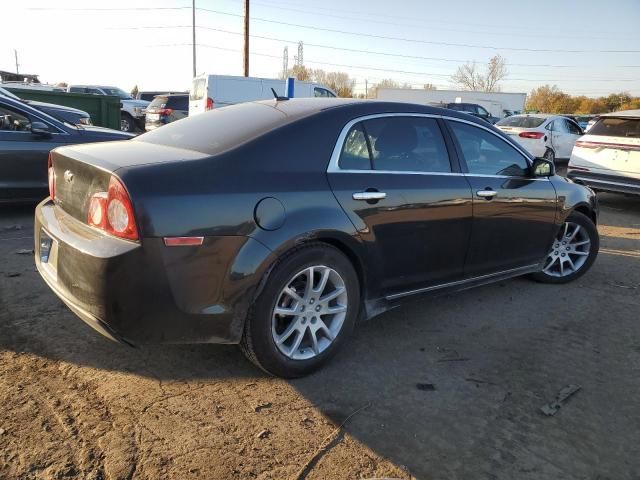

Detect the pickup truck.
[{"left": 67, "top": 85, "right": 149, "bottom": 132}]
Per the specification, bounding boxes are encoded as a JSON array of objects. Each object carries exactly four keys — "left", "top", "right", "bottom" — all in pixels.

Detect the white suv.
[
  {"left": 67, "top": 85, "right": 150, "bottom": 132},
  {"left": 568, "top": 110, "right": 640, "bottom": 196}
]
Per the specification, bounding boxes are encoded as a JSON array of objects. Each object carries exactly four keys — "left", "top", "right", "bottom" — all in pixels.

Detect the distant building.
[{"left": 0, "top": 70, "right": 40, "bottom": 83}]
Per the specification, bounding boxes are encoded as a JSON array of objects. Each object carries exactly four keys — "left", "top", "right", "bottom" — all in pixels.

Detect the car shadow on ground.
[{"left": 2, "top": 195, "right": 640, "bottom": 478}]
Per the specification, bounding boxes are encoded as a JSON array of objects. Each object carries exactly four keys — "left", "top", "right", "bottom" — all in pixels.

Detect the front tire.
[
  {"left": 530, "top": 211, "right": 599, "bottom": 284},
  {"left": 240, "top": 244, "right": 360, "bottom": 378},
  {"left": 120, "top": 113, "right": 135, "bottom": 132}
]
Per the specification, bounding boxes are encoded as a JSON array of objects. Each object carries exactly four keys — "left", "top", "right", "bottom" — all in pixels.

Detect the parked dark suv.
[{"left": 145, "top": 94, "right": 189, "bottom": 131}]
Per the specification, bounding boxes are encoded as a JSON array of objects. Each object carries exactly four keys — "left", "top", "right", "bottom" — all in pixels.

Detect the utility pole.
[
  {"left": 14, "top": 49, "right": 19, "bottom": 75},
  {"left": 243, "top": 0, "right": 249, "bottom": 77},
  {"left": 365, "top": 79, "right": 368, "bottom": 98},
  {"left": 192, "top": 0, "right": 196, "bottom": 78}
]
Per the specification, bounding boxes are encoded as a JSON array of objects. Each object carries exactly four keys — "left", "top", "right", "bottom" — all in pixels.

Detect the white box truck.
[
  {"left": 376, "top": 88, "right": 527, "bottom": 120},
  {"left": 189, "top": 75, "right": 337, "bottom": 116}
]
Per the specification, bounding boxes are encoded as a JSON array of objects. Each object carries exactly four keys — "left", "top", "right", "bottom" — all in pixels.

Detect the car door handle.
[
  {"left": 353, "top": 191, "right": 387, "bottom": 201},
  {"left": 476, "top": 189, "right": 498, "bottom": 199}
]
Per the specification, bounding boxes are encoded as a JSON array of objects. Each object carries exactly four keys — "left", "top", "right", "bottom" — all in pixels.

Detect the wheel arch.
[{"left": 572, "top": 203, "right": 597, "bottom": 225}]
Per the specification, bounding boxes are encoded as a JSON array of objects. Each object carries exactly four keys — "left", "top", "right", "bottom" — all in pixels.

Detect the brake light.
[
  {"left": 159, "top": 108, "right": 173, "bottom": 116},
  {"left": 519, "top": 131, "right": 545, "bottom": 139},
  {"left": 47, "top": 153, "right": 56, "bottom": 200},
  {"left": 206, "top": 97, "right": 214, "bottom": 110},
  {"left": 87, "top": 176, "right": 139, "bottom": 240}
]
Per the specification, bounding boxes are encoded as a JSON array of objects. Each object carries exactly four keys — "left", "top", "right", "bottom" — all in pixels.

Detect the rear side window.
[
  {"left": 588, "top": 117, "right": 640, "bottom": 138},
  {"left": 449, "top": 121, "right": 529, "bottom": 177},
  {"left": 497, "top": 116, "right": 546, "bottom": 128},
  {"left": 190, "top": 79, "right": 205, "bottom": 100},
  {"left": 339, "top": 125, "right": 371, "bottom": 170},
  {"left": 167, "top": 96, "right": 189, "bottom": 110}
]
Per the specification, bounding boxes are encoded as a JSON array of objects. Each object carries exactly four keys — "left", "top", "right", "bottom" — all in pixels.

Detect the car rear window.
[
  {"left": 190, "top": 79, "right": 205, "bottom": 101},
  {"left": 588, "top": 117, "right": 640, "bottom": 138},
  {"left": 496, "top": 116, "right": 546, "bottom": 128},
  {"left": 167, "top": 96, "right": 189, "bottom": 110},
  {"left": 136, "top": 101, "right": 308, "bottom": 155},
  {"left": 149, "top": 96, "right": 169, "bottom": 108}
]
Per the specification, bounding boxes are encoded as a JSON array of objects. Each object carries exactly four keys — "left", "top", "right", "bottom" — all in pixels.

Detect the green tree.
[{"left": 130, "top": 84, "right": 139, "bottom": 98}]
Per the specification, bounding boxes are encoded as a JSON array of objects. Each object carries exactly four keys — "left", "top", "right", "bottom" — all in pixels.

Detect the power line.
[
  {"left": 228, "top": 0, "right": 635, "bottom": 42},
  {"left": 143, "top": 42, "right": 639, "bottom": 83},
  {"left": 114, "top": 25, "right": 640, "bottom": 69},
  {"left": 193, "top": 7, "right": 640, "bottom": 54}
]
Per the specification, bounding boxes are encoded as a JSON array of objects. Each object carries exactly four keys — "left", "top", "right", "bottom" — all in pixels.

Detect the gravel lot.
[{"left": 1, "top": 191, "right": 639, "bottom": 480}]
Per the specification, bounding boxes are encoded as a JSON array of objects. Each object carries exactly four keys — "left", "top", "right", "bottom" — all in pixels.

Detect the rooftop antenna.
[{"left": 270, "top": 88, "right": 289, "bottom": 101}]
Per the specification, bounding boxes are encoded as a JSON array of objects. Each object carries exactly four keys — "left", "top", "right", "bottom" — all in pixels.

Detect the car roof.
[
  {"left": 600, "top": 109, "right": 640, "bottom": 118},
  {"left": 0, "top": 94, "right": 68, "bottom": 129},
  {"left": 252, "top": 97, "right": 492, "bottom": 122}
]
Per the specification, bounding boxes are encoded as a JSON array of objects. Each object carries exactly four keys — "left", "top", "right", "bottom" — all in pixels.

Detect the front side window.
[
  {"left": 449, "top": 121, "right": 529, "bottom": 177},
  {"left": 477, "top": 106, "right": 490, "bottom": 117},
  {"left": 566, "top": 120, "right": 582, "bottom": 135},
  {"left": 314, "top": 88, "right": 330, "bottom": 98},
  {"left": 339, "top": 125, "right": 371, "bottom": 170},
  {"left": 0, "top": 104, "right": 31, "bottom": 132},
  {"left": 363, "top": 116, "right": 451, "bottom": 173}
]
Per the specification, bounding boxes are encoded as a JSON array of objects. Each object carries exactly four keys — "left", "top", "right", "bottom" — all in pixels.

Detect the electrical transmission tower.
[
  {"left": 282, "top": 46, "right": 288, "bottom": 78},
  {"left": 294, "top": 41, "right": 303, "bottom": 67}
]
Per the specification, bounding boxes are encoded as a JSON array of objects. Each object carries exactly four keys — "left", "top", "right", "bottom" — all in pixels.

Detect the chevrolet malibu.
[{"left": 35, "top": 98, "right": 599, "bottom": 378}]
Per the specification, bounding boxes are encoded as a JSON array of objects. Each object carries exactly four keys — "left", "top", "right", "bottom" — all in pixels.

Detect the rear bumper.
[
  {"left": 34, "top": 199, "right": 271, "bottom": 345},
  {"left": 567, "top": 170, "right": 640, "bottom": 196}
]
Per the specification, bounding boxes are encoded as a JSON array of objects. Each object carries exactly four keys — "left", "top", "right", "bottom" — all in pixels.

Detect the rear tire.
[
  {"left": 543, "top": 148, "right": 556, "bottom": 164},
  {"left": 240, "top": 243, "right": 360, "bottom": 378},
  {"left": 530, "top": 211, "right": 599, "bottom": 284}
]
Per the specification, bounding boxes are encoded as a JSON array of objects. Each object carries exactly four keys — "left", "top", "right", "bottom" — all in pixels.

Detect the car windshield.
[
  {"left": 588, "top": 117, "right": 640, "bottom": 138},
  {"left": 101, "top": 87, "right": 133, "bottom": 99},
  {"left": 496, "top": 116, "right": 546, "bottom": 128}
]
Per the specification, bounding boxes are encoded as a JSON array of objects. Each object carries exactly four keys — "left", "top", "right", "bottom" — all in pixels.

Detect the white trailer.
[{"left": 376, "top": 88, "right": 527, "bottom": 119}]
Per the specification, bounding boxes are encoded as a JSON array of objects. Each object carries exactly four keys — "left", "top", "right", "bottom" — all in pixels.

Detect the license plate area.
[
  {"left": 39, "top": 228, "right": 59, "bottom": 279},
  {"left": 147, "top": 113, "right": 160, "bottom": 121}
]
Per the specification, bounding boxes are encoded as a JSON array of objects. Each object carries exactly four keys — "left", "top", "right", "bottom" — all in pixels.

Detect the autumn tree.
[
  {"left": 451, "top": 55, "right": 507, "bottom": 92},
  {"left": 130, "top": 85, "right": 139, "bottom": 98},
  {"left": 423, "top": 83, "right": 437, "bottom": 90}
]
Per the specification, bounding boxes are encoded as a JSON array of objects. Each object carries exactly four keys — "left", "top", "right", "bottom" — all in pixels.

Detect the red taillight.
[
  {"left": 87, "top": 176, "right": 139, "bottom": 241},
  {"left": 159, "top": 108, "right": 173, "bottom": 116},
  {"left": 47, "top": 153, "right": 55, "bottom": 200},
  {"left": 519, "top": 131, "right": 545, "bottom": 139},
  {"left": 206, "top": 97, "right": 214, "bottom": 110}
]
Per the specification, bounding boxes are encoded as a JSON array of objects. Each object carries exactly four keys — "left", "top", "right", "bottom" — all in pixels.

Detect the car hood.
[{"left": 122, "top": 99, "right": 150, "bottom": 107}]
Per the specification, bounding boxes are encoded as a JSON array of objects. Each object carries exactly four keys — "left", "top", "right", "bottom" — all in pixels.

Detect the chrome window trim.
[{"left": 327, "top": 112, "right": 547, "bottom": 181}]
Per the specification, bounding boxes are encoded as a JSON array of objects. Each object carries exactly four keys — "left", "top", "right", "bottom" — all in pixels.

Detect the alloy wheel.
[
  {"left": 271, "top": 265, "right": 348, "bottom": 361},
  {"left": 543, "top": 221, "right": 591, "bottom": 277},
  {"left": 121, "top": 119, "right": 131, "bottom": 132}
]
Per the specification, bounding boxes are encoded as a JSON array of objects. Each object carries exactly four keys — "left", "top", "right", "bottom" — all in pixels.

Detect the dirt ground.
[{"left": 1, "top": 191, "right": 639, "bottom": 480}]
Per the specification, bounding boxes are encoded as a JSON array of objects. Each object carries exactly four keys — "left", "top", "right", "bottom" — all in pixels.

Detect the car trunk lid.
[{"left": 51, "top": 141, "right": 208, "bottom": 224}]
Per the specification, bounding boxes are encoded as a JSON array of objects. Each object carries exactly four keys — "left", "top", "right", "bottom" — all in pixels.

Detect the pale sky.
[{"left": 2, "top": 0, "right": 639, "bottom": 97}]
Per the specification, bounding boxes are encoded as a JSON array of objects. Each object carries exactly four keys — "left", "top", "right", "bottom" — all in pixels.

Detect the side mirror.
[
  {"left": 532, "top": 158, "right": 555, "bottom": 177},
  {"left": 31, "top": 121, "right": 50, "bottom": 136}
]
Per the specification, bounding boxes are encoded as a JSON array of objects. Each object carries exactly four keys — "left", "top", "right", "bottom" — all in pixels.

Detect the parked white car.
[
  {"left": 495, "top": 114, "right": 583, "bottom": 162},
  {"left": 189, "top": 75, "right": 337, "bottom": 116},
  {"left": 567, "top": 110, "right": 640, "bottom": 196}
]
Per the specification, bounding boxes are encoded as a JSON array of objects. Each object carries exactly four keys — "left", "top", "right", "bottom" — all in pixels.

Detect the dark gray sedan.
[{"left": 0, "top": 95, "right": 133, "bottom": 202}]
